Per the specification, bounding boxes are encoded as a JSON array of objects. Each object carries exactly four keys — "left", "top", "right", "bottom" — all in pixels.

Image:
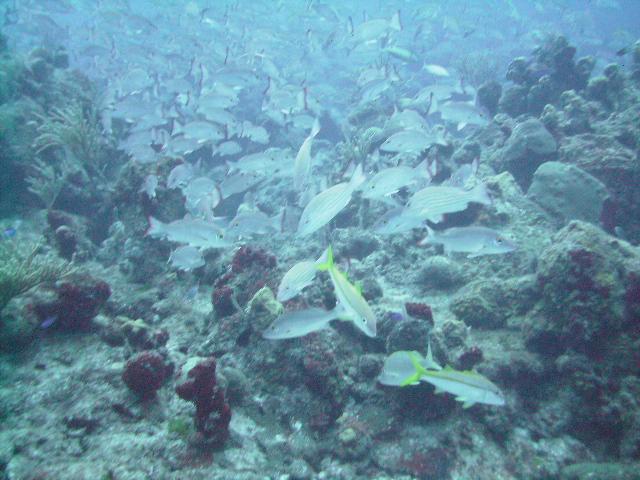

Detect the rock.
[
  {"left": 450, "top": 278, "right": 506, "bottom": 329},
  {"left": 526, "top": 221, "right": 640, "bottom": 356},
  {"left": 477, "top": 81, "right": 502, "bottom": 116},
  {"left": 385, "top": 319, "right": 431, "bottom": 353},
  {"left": 498, "top": 84, "right": 529, "bottom": 117},
  {"left": 450, "top": 275, "right": 540, "bottom": 330},
  {"left": 527, "top": 161, "right": 609, "bottom": 227},
  {"left": 416, "top": 256, "right": 465, "bottom": 291},
  {"left": 495, "top": 119, "right": 557, "bottom": 189},
  {"left": 561, "top": 462, "right": 640, "bottom": 480},
  {"left": 557, "top": 132, "right": 640, "bottom": 242}
]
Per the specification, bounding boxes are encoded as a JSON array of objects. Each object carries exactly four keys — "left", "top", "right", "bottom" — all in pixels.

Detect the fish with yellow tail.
[
  {"left": 316, "top": 246, "right": 377, "bottom": 337},
  {"left": 379, "top": 350, "right": 505, "bottom": 408}
]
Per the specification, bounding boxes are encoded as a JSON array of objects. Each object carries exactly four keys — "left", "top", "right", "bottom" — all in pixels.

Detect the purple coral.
[
  {"left": 405, "top": 302, "right": 434, "bottom": 325},
  {"left": 175, "top": 357, "right": 231, "bottom": 447},
  {"left": 122, "top": 350, "right": 172, "bottom": 399},
  {"left": 33, "top": 276, "right": 111, "bottom": 331},
  {"left": 212, "top": 285, "right": 235, "bottom": 318}
]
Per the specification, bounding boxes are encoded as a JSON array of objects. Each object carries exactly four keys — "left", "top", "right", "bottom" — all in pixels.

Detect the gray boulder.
[
  {"left": 494, "top": 118, "right": 558, "bottom": 188},
  {"left": 527, "top": 161, "right": 609, "bottom": 227}
]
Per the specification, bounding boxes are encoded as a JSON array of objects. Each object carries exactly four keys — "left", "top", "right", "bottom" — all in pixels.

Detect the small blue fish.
[
  {"left": 40, "top": 315, "right": 58, "bottom": 329},
  {"left": 2, "top": 227, "right": 17, "bottom": 239}
]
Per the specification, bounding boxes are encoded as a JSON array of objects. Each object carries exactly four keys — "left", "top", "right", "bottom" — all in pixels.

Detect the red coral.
[
  {"left": 231, "top": 245, "right": 276, "bottom": 274},
  {"left": 54, "top": 225, "right": 77, "bottom": 260},
  {"left": 34, "top": 276, "right": 111, "bottom": 331},
  {"left": 456, "top": 346, "right": 484, "bottom": 370},
  {"left": 122, "top": 350, "right": 172, "bottom": 399},
  {"left": 212, "top": 285, "right": 235, "bottom": 318},
  {"left": 400, "top": 448, "right": 452, "bottom": 480},
  {"left": 46, "top": 209, "right": 74, "bottom": 230},
  {"left": 175, "top": 357, "right": 231, "bottom": 447},
  {"left": 405, "top": 302, "right": 434, "bottom": 325}
]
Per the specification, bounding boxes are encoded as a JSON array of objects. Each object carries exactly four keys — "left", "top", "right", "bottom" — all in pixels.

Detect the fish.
[
  {"left": 2, "top": 226, "right": 18, "bottom": 239},
  {"left": 423, "top": 64, "right": 450, "bottom": 77},
  {"left": 241, "top": 121, "right": 270, "bottom": 144},
  {"left": 380, "top": 129, "right": 445, "bottom": 154},
  {"left": 146, "top": 216, "right": 232, "bottom": 249},
  {"left": 277, "top": 251, "right": 327, "bottom": 302},
  {"left": 437, "top": 101, "right": 489, "bottom": 130},
  {"left": 40, "top": 315, "right": 58, "bottom": 330},
  {"left": 229, "top": 148, "right": 292, "bottom": 176},
  {"left": 384, "top": 45, "right": 419, "bottom": 63},
  {"left": 173, "top": 121, "right": 225, "bottom": 144},
  {"left": 297, "top": 164, "right": 365, "bottom": 237},
  {"left": 316, "top": 246, "right": 377, "bottom": 337},
  {"left": 378, "top": 345, "right": 442, "bottom": 386},
  {"left": 406, "top": 183, "right": 492, "bottom": 223},
  {"left": 167, "top": 163, "right": 195, "bottom": 190},
  {"left": 384, "top": 109, "right": 430, "bottom": 133},
  {"left": 293, "top": 118, "right": 321, "bottom": 191},
  {"left": 446, "top": 158, "right": 479, "bottom": 189},
  {"left": 225, "top": 209, "right": 281, "bottom": 238},
  {"left": 372, "top": 207, "right": 424, "bottom": 235},
  {"left": 219, "top": 171, "right": 264, "bottom": 198},
  {"left": 400, "top": 353, "right": 506, "bottom": 408},
  {"left": 139, "top": 174, "right": 159, "bottom": 199},
  {"left": 214, "top": 141, "right": 242, "bottom": 157},
  {"left": 418, "top": 226, "right": 517, "bottom": 257},
  {"left": 262, "top": 307, "right": 339, "bottom": 340},
  {"left": 362, "top": 160, "right": 433, "bottom": 202},
  {"left": 183, "top": 177, "right": 220, "bottom": 217},
  {"left": 349, "top": 11, "right": 402, "bottom": 46},
  {"left": 169, "top": 245, "right": 206, "bottom": 271}
]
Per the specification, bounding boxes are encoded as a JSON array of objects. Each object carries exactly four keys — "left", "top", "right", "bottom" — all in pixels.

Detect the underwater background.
[{"left": 1, "top": 0, "right": 640, "bottom": 479}]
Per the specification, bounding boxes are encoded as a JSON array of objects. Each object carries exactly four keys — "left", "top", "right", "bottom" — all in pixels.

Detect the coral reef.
[
  {"left": 32, "top": 274, "right": 111, "bottom": 331},
  {"left": 175, "top": 357, "right": 231, "bottom": 446},
  {"left": 122, "top": 350, "right": 172, "bottom": 399}
]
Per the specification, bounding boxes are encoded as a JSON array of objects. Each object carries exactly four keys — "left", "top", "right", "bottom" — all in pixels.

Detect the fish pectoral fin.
[{"left": 461, "top": 400, "right": 475, "bottom": 409}]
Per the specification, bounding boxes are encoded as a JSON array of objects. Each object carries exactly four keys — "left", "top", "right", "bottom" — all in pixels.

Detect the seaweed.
[{"left": 0, "top": 241, "right": 72, "bottom": 313}]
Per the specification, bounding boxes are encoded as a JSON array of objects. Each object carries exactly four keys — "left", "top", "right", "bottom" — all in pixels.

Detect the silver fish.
[
  {"left": 147, "top": 216, "right": 232, "bottom": 249},
  {"left": 219, "top": 172, "right": 264, "bottom": 198},
  {"left": 169, "top": 245, "right": 205, "bottom": 271},
  {"left": 419, "top": 226, "right": 517, "bottom": 257},
  {"left": 362, "top": 160, "right": 432, "bottom": 202},
  {"left": 297, "top": 164, "right": 365, "bottom": 237},
  {"left": 406, "top": 183, "right": 492, "bottom": 223},
  {"left": 372, "top": 207, "right": 423, "bottom": 235},
  {"left": 262, "top": 307, "right": 338, "bottom": 339},
  {"left": 380, "top": 129, "right": 444, "bottom": 154},
  {"left": 277, "top": 251, "right": 325, "bottom": 302}
]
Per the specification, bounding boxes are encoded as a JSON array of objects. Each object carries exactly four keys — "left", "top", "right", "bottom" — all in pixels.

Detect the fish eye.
[{"left": 495, "top": 237, "right": 504, "bottom": 245}]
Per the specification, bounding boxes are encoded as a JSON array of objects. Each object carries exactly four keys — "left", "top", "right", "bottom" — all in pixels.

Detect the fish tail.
[
  {"left": 418, "top": 226, "right": 434, "bottom": 246},
  {"left": 348, "top": 163, "right": 366, "bottom": 191},
  {"left": 315, "top": 246, "right": 333, "bottom": 271},
  {"left": 390, "top": 10, "right": 402, "bottom": 31},
  {"left": 311, "top": 117, "right": 321, "bottom": 138},
  {"left": 472, "top": 183, "right": 492, "bottom": 205},
  {"left": 145, "top": 216, "right": 164, "bottom": 237}
]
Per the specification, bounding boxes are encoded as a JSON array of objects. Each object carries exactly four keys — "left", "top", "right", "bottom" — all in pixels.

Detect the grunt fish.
[
  {"left": 418, "top": 226, "right": 517, "bottom": 257},
  {"left": 297, "top": 164, "right": 365, "bottom": 237}
]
